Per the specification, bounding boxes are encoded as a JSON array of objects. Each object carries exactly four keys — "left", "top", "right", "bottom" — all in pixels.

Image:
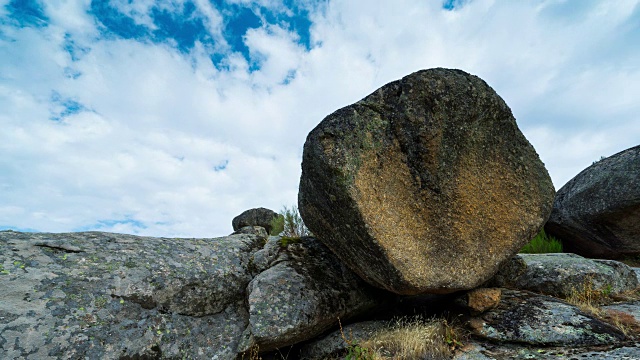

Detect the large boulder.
[
  {"left": 299, "top": 68, "right": 555, "bottom": 295},
  {"left": 545, "top": 145, "right": 640, "bottom": 259},
  {"left": 232, "top": 207, "right": 282, "bottom": 235},
  {"left": 490, "top": 253, "right": 639, "bottom": 298}
]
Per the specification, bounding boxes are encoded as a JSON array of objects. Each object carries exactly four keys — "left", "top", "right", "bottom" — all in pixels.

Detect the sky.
[{"left": 1, "top": 0, "right": 638, "bottom": 237}]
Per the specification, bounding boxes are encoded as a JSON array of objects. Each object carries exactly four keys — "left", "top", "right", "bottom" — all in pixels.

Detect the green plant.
[
  {"left": 345, "top": 344, "right": 373, "bottom": 360},
  {"left": 278, "top": 236, "right": 303, "bottom": 248},
  {"left": 273, "top": 205, "right": 312, "bottom": 238},
  {"left": 519, "top": 229, "right": 563, "bottom": 254},
  {"left": 338, "top": 318, "right": 374, "bottom": 360},
  {"left": 269, "top": 215, "right": 285, "bottom": 236}
]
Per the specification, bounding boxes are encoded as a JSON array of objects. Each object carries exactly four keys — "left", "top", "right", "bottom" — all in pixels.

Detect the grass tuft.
[
  {"left": 520, "top": 229, "right": 563, "bottom": 254},
  {"left": 341, "top": 316, "right": 464, "bottom": 360}
]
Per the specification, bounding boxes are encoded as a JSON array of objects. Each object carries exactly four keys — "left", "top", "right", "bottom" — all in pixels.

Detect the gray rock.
[
  {"left": 0, "top": 230, "right": 264, "bottom": 360},
  {"left": 454, "top": 341, "right": 640, "bottom": 359},
  {"left": 545, "top": 144, "right": 640, "bottom": 259},
  {"left": 468, "top": 289, "right": 626, "bottom": 346},
  {"left": 299, "top": 68, "right": 555, "bottom": 295},
  {"left": 490, "top": 253, "right": 639, "bottom": 298},
  {"left": 232, "top": 207, "right": 282, "bottom": 235},
  {"left": 239, "top": 236, "right": 389, "bottom": 352},
  {"left": 299, "top": 320, "right": 390, "bottom": 359}
]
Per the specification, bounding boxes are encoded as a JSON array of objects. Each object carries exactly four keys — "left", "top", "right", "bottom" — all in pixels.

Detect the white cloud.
[{"left": 1, "top": 0, "right": 639, "bottom": 236}]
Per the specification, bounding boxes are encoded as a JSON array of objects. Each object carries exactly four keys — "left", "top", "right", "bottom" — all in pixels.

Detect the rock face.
[
  {"left": 0, "top": 230, "right": 261, "bottom": 360},
  {"left": 545, "top": 145, "right": 640, "bottom": 259},
  {"left": 0, "top": 230, "right": 385, "bottom": 359},
  {"left": 490, "top": 253, "right": 639, "bottom": 298},
  {"left": 468, "top": 289, "right": 625, "bottom": 346},
  {"left": 299, "top": 68, "right": 555, "bottom": 295},
  {"left": 237, "top": 236, "right": 388, "bottom": 352},
  {"left": 232, "top": 207, "right": 281, "bottom": 235}
]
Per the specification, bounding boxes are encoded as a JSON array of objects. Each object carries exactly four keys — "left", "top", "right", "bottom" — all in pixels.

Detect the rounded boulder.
[
  {"left": 298, "top": 68, "right": 555, "bottom": 295},
  {"left": 545, "top": 145, "right": 640, "bottom": 259}
]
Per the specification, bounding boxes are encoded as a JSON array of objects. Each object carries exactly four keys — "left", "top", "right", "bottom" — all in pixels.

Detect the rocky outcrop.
[
  {"left": 299, "top": 68, "right": 555, "bottom": 295},
  {"left": 232, "top": 207, "right": 282, "bottom": 235},
  {"left": 238, "top": 236, "right": 388, "bottom": 352},
  {"left": 0, "top": 230, "right": 261, "bottom": 359},
  {"left": 467, "top": 289, "right": 625, "bottom": 346},
  {"left": 545, "top": 145, "right": 640, "bottom": 259},
  {"left": 0, "top": 230, "right": 385, "bottom": 359},
  {"left": 490, "top": 253, "right": 639, "bottom": 298}
]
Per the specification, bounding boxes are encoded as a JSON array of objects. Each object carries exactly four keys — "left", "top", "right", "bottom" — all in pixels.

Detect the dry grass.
[
  {"left": 348, "top": 316, "right": 463, "bottom": 360},
  {"left": 602, "top": 309, "right": 640, "bottom": 338},
  {"left": 565, "top": 276, "right": 610, "bottom": 315},
  {"left": 565, "top": 276, "right": 640, "bottom": 339}
]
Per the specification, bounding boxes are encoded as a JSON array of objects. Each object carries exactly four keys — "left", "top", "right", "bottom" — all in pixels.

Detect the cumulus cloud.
[{"left": 0, "top": 0, "right": 638, "bottom": 237}]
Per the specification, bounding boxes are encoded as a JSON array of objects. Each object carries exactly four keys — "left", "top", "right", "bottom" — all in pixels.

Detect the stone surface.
[
  {"left": 490, "top": 253, "right": 639, "bottom": 298},
  {"left": 299, "top": 320, "right": 390, "bottom": 360},
  {"left": 238, "top": 236, "right": 388, "bottom": 352},
  {"left": 299, "top": 68, "right": 555, "bottom": 295},
  {"left": 468, "top": 289, "right": 626, "bottom": 346},
  {"left": 545, "top": 145, "right": 640, "bottom": 259},
  {"left": 453, "top": 341, "right": 640, "bottom": 360},
  {"left": 1, "top": 231, "right": 385, "bottom": 359},
  {"left": 0, "top": 230, "right": 262, "bottom": 360},
  {"left": 232, "top": 207, "right": 282, "bottom": 235},
  {"left": 465, "top": 288, "right": 502, "bottom": 315}
]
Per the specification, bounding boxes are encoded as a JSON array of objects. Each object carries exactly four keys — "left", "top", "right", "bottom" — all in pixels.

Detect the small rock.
[
  {"left": 465, "top": 288, "right": 502, "bottom": 315},
  {"left": 232, "top": 207, "right": 282, "bottom": 235}
]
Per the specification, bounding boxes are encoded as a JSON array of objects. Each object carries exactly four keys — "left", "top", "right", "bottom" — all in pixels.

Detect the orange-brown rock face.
[{"left": 299, "top": 68, "right": 555, "bottom": 295}]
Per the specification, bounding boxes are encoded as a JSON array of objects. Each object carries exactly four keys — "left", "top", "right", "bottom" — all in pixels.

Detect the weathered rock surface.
[
  {"left": 468, "top": 289, "right": 626, "bottom": 346},
  {"left": 299, "top": 320, "right": 390, "bottom": 360},
  {"left": 299, "top": 68, "right": 555, "bottom": 295},
  {"left": 545, "top": 145, "right": 640, "bottom": 259},
  {"left": 0, "top": 231, "right": 385, "bottom": 359},
  {"left": 490, "top": 253, "right": 639, "bottom": 298},
  {"left": 232, "top": 207, "right": 281, "bottom": 235},
  {"left": 238, "top": 236, "right": 388, "bottom": 352},
  {"left": 454, "top": 341, "right": 640, "bottom": 359},
  {"left": 0, "top": 230, "right": 262, "bottom": 359}
]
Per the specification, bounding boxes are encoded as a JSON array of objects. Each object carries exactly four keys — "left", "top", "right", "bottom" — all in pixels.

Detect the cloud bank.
[{"left": 1, "top": 0, "right": 638, "bottom": 237}]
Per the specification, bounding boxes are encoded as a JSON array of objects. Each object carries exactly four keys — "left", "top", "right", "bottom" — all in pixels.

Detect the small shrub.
[
  {"left": 269, "top": 215, "right": 285, "bottom": 236},
  {"left": 278, "top": 205, "right": 312, "bottom": 238},
  {"left": 338, "top": 318, "right": 375, "bottom": 360},
  {"left": 519, "top": 229, "right": 563, "bottom": 254}
]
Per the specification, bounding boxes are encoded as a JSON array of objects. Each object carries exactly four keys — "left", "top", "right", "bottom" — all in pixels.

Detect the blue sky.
[{"left": 1, "top": 0, "right": 639, "bottom": 237}]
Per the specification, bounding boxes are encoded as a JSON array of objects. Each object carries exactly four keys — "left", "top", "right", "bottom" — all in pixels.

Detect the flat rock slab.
[
  {"left": 490, "top": 253, "right": 639, "bottom": 298},
  {"left": 0, "top": 230, "right": 263, "bottom": 360},
  {"left": 468, "top": 289, "right": 626, "bottom": 346},
  {"left": 454, "top": 341, "right": 640, "bottom": 360},
  {"left": 546, "top": 144, "right": 640, "bottom": 259},
  {"left": 299, "top": 68, "right": 554, "bottom": 295}
]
